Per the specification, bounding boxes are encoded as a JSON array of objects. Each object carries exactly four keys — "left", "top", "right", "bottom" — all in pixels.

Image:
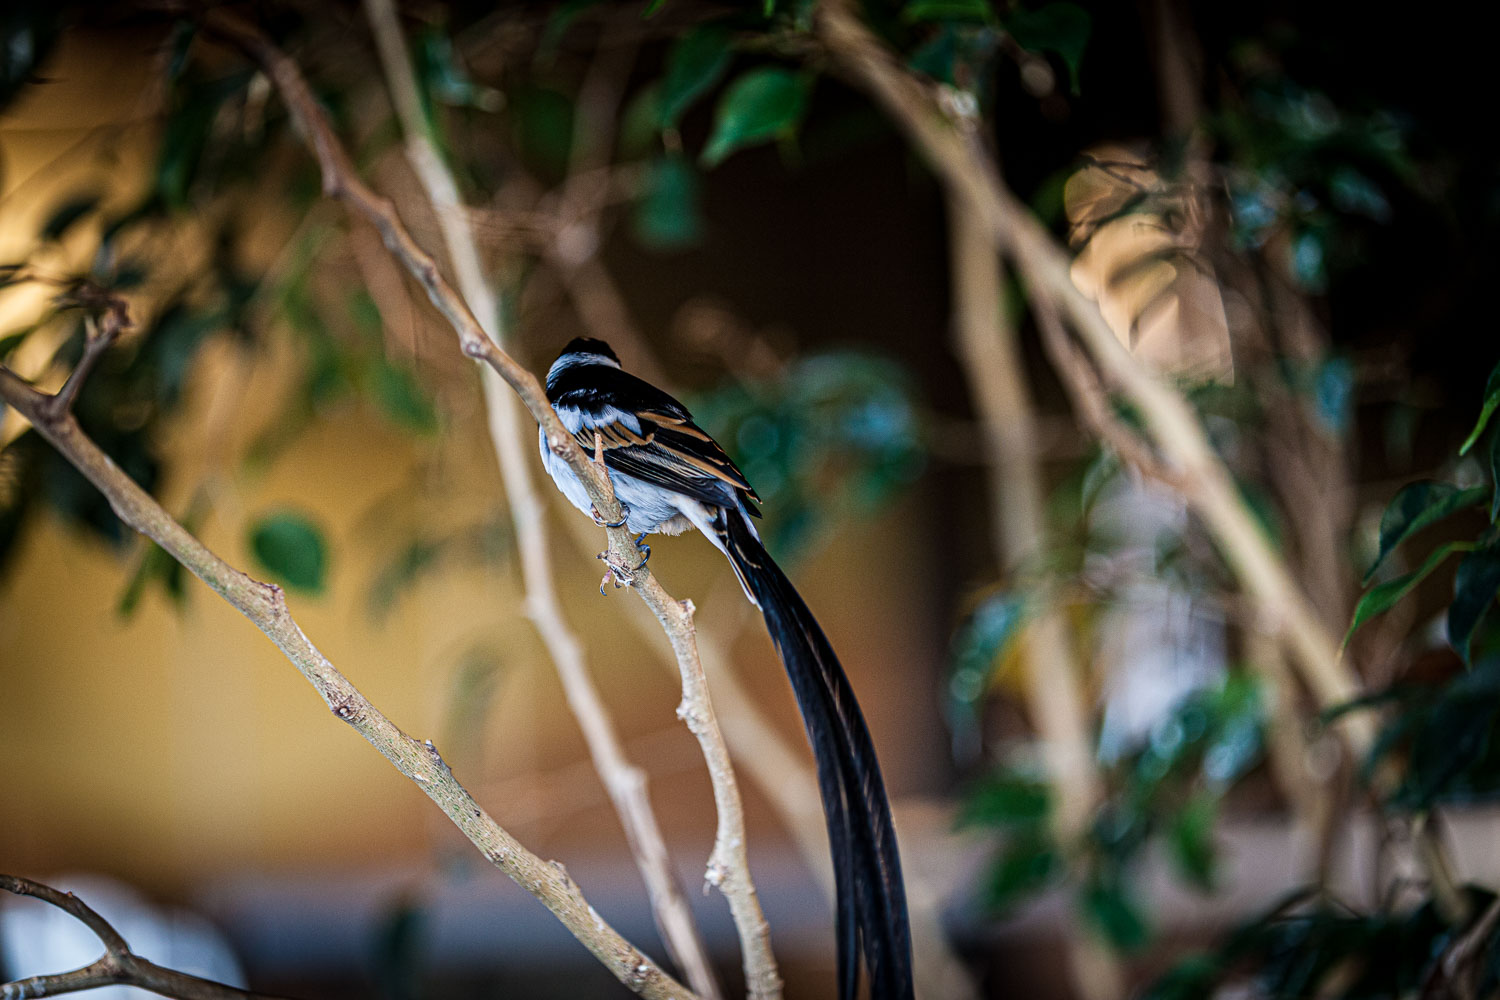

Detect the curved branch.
[
  {"left": 0, "top": 874, "right": 288, "bottom": 1000},
  {"left": 815, "top": 0, "right": 1375, "bottom": 761},
  {"left": 359, "top": 3, "right": 725, "bottom": 996},
  {"left": 0, "top": 366, "right": 693, "bottom": 1000}
]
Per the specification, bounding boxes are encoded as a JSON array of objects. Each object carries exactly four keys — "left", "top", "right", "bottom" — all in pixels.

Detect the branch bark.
[
  {"left": 0, "top": 875, "right": 290, "bottom": 1000},
  {"left": 360, "top": 3, "right": 725, "bottom": 996},
  {"left": 948, "top": 196, "right": 1123, "bottom": 1000},
  {"left": 0, "top": 364, "right": 693, "bottom": 1000},
  {"left": 815, "top": 0, "right": 1374, "bottom": 761},
  {"left": 200, "top": 8, "right": 779, "bottom": 997}
]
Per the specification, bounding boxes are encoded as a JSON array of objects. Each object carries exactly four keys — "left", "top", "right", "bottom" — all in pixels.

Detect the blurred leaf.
[
  {"left": 959, "top": 773, "right": 1051, "bottom": 829},
  {"left": 0, "top": 7, "right": 62, "bottom": 111},
  {"left": 984, "top": 832, "right": 1059, "bottom": 911},
  {"left": 633, "top": 153, "right": 702, "bottom": 250},
  {"left": 510, "top": 86, "right": 574, "bottom": 181},
  {"left": 1492, "top": 428, "right": 1500, "bottom": 523},
  {"left": 1004, "top": 3, "right": 1090, "bottom": 93},
  {"left": 701, "top": 67, "right": 810, "bottom": 167},
  {"left": 414, "top": 27, "right": 501, "bottom": 116},
  {"left": 40, "top": 193, "right": 100, "bottom": 242},
  {"left": 1346, "top": 540, "right": 1473, "bottom": 647},
  {"left": 904, "top": 0, "right": 994, "bottom": 23},
  {"left": 1081, "top": 877, "right": 1150, "bottom": 951},
  {"left": 368, "top": 360, "right": 438, "bottom": 434},
  {"left": 1365, "top": 481, "right": 1487, "bottom": 584},
  {"left": 658, "top": 25, "right": 734, "bottom": 128},
  {"left": 372, "top": 896, "right": 425, "bottom": 1000},
  {"left": 1313, "top": 356, "right": 1353, "bottom": 435},
  {"left": 1450, "top": 541, "right": 1500, "bottom": 664},
  {"left": 156, "top": 71, "right": 251, "bottom": 208},
  {"left": 1168, "top": 794, "right": 1217, "bottom": 890},
  {"left": 249, "top": 511, "right": 327, "bottom": 593},
  {"left": 1460, "top": 360, "right": 1500, "bottom": 456},
  {"left": 618, "top": 82, "right": 662, "bottom": 160},
  {"left": 948, "top": 590, "right": 1027, "bottom": 718}
]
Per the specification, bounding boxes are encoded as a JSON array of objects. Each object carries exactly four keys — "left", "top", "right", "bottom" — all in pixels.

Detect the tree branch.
[
  {"left": 0, "top": 875, "right": 292, "bottom": 1000},
  {"left": 0, "top": 360, "right": 693, "bottom": 1000},
  {"left": 359, "top": 4, "right": 728, "bottom": 996},
  {"left": 815, "top": 0, "right": 1375, "bottom": 761},
  {"left": 947, "top": 196, "right": 1122, "bottom": 1000}
]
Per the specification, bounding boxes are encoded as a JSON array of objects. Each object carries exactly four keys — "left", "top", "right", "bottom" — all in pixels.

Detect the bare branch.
[
  {"left": 815, "top": 0, "right": 1376, "bottom": 761},
  {"left": 0, "top": 874, "right": 293, "bottom": 1000},
  {"left": 0, "top": 353, "right": 694, "bottom": 1000},
  {"left": 357, "top": 3, "right": 726, "bottom": 996},
  {"left": 947, "top": 196, "right": 1121, "bottom": 1000},
  {"left": 48, "top": 295, "right": 129, "bottom": 416}
]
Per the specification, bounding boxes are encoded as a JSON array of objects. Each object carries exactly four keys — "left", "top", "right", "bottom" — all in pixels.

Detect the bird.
[{"left": 537, "top": 337, "right": 913, "bottom": 1000}]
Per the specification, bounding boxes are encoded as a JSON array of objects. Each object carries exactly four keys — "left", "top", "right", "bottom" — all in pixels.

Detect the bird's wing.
[{"left": 571, "top": 412, "right": 762, "bottom": 513}]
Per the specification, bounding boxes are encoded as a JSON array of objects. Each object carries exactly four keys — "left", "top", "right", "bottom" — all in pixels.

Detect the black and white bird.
[{"left": 538, "top": 337, "right": 913, "bottom": 1000}]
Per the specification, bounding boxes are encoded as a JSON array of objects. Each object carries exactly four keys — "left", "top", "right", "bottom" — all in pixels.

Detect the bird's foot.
[
  {"left": 590, "top": 502, "right": 629, "bottom": 529},
  {"left": 596, "top": 549, "right": 638, "bottom": 595},
  {"left": 634, "top": 532, "right": 651, "bottom": 569}
]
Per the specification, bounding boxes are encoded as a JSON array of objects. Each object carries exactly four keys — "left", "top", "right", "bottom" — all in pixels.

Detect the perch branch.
[
  {"left": 947, "top": 196, "right": 1122, "bottom": 1000},
  {"left": 0, "top": 359, "right": 692, "bottom": 1000},
  {"left": 816, "top": 0, "right": 1374, "bottom": 760},
  {"left": 0, "top": 875, "right": 290, "bottom": 1000},
  {"left": 360, "top": 3, "right": 727, "bottom": 995},
  {"left": 203, "top": 8, "right": 777, "bottom": 996}
]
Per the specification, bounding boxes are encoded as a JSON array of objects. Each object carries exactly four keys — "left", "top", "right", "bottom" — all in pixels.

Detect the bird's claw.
[
  {"left": 596, "top": 550, "right": 638, "bottom": 594},
  {"left": 634, "top": 532, "right": 652, "bottom": 568},
  {"left": 590, "top": 503, "right": 629, "bottom": 529}
]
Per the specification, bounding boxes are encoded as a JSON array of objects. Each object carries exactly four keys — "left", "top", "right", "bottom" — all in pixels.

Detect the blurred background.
[{"left": 2, "top": 1, "right": 1499, "bottom": 998}]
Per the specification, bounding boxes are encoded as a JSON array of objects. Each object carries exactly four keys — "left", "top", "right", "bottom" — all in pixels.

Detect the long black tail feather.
[{"left": 718, "top": 508, "right": 914, "bottom": 1000}]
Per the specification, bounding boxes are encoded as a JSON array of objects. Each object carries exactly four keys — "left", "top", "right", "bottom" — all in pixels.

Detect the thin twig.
[
  {"left": 947, "top": 195, "right": 1120, "bottom": 1000},
  {"left": 0, "top": 874, "right": 293, "bottom": 1000},
  {"left": 815, "top": 0, "right": 1375, "bottom": 761},
  {"left": 0, "top": 360, "right": 693, "bottom": 1000},
  {"left": 359, "top": 3, "right": 726, "bottom": 995}
]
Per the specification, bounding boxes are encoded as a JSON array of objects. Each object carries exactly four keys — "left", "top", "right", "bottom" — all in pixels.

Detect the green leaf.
[
  {"left": 249, "top": 511, "right": 328, "bottom": 593},
  {"left": 1491, "top": 426, "right": 1500, "bottom": 522},
  {"left": 904, "top": 0, "right": 994, "bottom": 23},
  {"left": 701, "top": 67, "right": 810, "bottom": 167},
  {"left": 633, "top": 154, "right": 702, "bottom": 250},
  {"left": 658, "top": 25, "right": 734, "bottom": 129},
  {"left": 369, "top": 360, "right": 438, "bottom": 434},
  {"left": 1365, "top": 481, "right": 1488, "bottom": 584},
  {"left": 959, "top": 774, "right": 1051, "bottom": 829},
  {"left": 1168, "top": 794, "right": 1218, "bottom": 891},
  {"left": 1450, "top": 541, "right": 1500, "bottom": 664},
  {"left": 1003, "top": 3, "right": 1091, "bottom": 94},
  {"left": 510, "top": 86, "right": 575, "bottom": 182},
  {"left": 1345, "top": 540, "right": 1473, "bottom": 647},
  {"left": 1080, "top": 878, "right": 1150, "bottom": 952},
  {"left": 41, "top": 194, "right": 101, "bottom": 242},
  {"left": 984, "top": 833, "right": 1059, "bottom": 911},
  {"left": 1459, "top": 360, "right": 1500, "bottom": 455}
]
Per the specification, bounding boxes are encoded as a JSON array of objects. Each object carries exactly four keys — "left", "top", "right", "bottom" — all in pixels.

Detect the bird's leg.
[
  {"left": 634, "top": 532, "right": 652, "bottom": 568},
  {"left": 590, "top": 502, "right": 629, "bottom": 528}
]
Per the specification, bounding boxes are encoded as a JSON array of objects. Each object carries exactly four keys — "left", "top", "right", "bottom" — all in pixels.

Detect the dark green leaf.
[
  {"left": 1365, "top": 481, "right": 1488, "bottom": 584},
  {"left": 658, "top": 25, "right": 734, "bottom": 128},
  {"left": 249, "top": 511, "right": 328, "bottom": 593},
  {"left": 1450, "top": 542, "right": 1500, "bottom": 664},
  {"left": 1003, "top": 3, "right": 1091, "bottom": 94},
  {"left": 633, "top": 154, "right": 702, "bottom": 250},
  {"left": 904, "top": 0, "right": 994, "bottom": 23},
  {"left": 372, "top": 897, "right": 426, "bottom": 1000},
  {"left": 1345, "top": 540, "right": 1472, "bottom": 647},
  {"left": 984, "top": 833, "right": 1059, "bottom": 911},
  {"left": 1168, "top": 795, "right": 1218, "bottom": 890},
  {"left": 1081, "top": 879, "right": 1150, "bottom": 951},
  {"left": 1491, "top": 427, "right": 1500, "bottom": 522},
  {"left": 959, "top": 773, "right": 1051, "bottom": 829},
  {"left": 701, "top": 67, "right": 810, "bottom": 167},
  {"left": 1, "top": 8, "right": 62, "bottom": 111},
  {"left": 369, "top": 360, "right": 438, "bottom": 434},
  {"left": 1460, "top": 361, "right": 1500, "bottom": 456},
  {"left": 41, "top": 194, "right": 101, "bottom": 242},
  {"left": 510, "top": 86, "right": 575, "bottom": 182}
]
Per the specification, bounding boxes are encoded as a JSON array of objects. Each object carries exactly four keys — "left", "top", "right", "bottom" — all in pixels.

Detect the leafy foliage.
[{"left": 249, "top": 511, "right": 328, "bottom": 593}]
